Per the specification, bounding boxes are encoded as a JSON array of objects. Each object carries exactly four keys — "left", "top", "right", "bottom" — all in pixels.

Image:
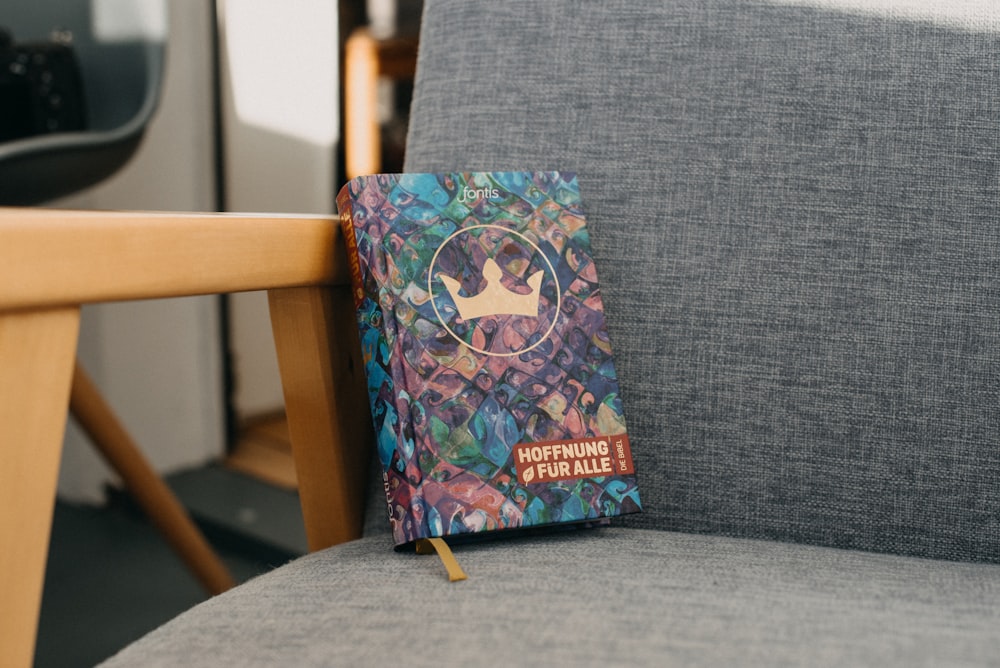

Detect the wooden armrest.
[
  {"left": 0, "top": 208, "right": 348, "bottom": 310},
  {"left": 0, "top": 208, "right": 372, "bottom": 668}
]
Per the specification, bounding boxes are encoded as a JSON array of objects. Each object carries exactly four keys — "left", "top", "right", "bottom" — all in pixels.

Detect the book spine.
[
  {"left": 337, "top": 181, "right": 399, "bottom": 539},
  {"left": 337, "top": 179, "right": 426, "bottom": 546},
  {"left": 337, "top": 187, "right": 366, "bottom": 310}
]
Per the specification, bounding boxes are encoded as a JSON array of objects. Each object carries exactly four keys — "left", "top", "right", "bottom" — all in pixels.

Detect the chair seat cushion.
[{"left": 102, "top": 528, "right": 1000, "bottom": 666}]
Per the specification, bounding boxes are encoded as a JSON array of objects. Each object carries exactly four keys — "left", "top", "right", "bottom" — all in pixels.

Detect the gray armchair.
[{"left": 102, "top": 1, "right": 1000, "bottom": 664}]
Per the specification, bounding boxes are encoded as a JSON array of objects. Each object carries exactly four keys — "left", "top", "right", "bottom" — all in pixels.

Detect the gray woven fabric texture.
[
  {"left": 404, "top": 0, "right": 1000, "bottom": 562},
  {"left": 101, "top": 529, "right": 1000, "bottom": 667}
]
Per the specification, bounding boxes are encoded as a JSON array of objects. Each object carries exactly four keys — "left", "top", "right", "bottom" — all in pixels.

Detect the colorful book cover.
[{"left": 337, "top": 171, "right": 640, "bottom": 548}]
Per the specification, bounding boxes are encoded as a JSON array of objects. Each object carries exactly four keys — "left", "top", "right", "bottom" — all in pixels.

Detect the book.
[{"left": 337, "top": 171, "right": 641, "bottom": 549}]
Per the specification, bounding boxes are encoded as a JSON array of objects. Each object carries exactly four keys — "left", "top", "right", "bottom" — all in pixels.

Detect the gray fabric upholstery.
[
  {"left": 102, "top": 529, "right": 1000, "bottom": 666},
  {"left": 405, "top": 0, "right": 1000, "bottom": 563}
]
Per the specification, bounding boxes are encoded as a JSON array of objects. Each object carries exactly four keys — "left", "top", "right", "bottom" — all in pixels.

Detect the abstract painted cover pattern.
[{"left": 337, "top": 171, "right": 640, "bottom": 547}]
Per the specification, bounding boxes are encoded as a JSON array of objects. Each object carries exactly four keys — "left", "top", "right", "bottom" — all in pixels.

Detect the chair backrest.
[
  {"left": 404, "top": 0, "right": 1000, "bottom": 563},
  {"left": 0, "top": 0, "right": 166, "bottom": 204}
]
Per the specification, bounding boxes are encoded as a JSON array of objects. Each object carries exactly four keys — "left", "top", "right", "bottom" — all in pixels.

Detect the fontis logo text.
[{"left": 456, "top": 185, "right": 501, "bottom": 203}]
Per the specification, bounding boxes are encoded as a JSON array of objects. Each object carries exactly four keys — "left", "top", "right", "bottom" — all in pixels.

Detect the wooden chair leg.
[
  {"left": 268, "top": 285, "right": 372, "bottom": 551},
  {"left": 0, "top": 307, "right": 80, "bottom": 668},
  {"left": 69, "top": 361, "right": 236, "bottom": 596}
]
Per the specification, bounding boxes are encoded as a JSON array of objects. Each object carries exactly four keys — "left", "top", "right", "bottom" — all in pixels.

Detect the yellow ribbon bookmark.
[{"left": 415, "top": 537, "right": 468, "bottom": 582}]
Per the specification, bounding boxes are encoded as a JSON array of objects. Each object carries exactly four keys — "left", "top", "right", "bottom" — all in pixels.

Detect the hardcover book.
[{"left": 337, "top": 171, "right": 640, "bottom": 548}]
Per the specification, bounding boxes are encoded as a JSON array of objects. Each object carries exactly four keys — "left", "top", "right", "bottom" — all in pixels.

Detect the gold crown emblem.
[{"left": 438, "top": 258, "right": 543, "bottom": 320}]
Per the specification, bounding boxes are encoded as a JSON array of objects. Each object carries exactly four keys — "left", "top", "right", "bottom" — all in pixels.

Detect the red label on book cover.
[{"left": 514, "top": 434, "right": 634, "bottom": 484}]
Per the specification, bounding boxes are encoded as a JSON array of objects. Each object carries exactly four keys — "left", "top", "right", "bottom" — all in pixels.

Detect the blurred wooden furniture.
[
  {"left": 225, "top": 412, "right": 298, "bottom": 490},
  {"left": 0, "top": 208, "right": 372, "bottom": 668},
  {"left": 343, "top": 27, "right": 418, "bottom": 178}
]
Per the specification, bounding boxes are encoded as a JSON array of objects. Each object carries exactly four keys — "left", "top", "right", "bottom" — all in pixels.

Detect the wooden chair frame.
[
  {"left": 0, "top": 208, "right": 372, "bottom": 667},
  {"left": 343, "top": 27, "right": 418, "bottom": 179}
]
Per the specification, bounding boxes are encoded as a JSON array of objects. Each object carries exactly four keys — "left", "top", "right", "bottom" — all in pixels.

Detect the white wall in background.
[
  {"left": 217, "top": 0, "right": 340, "bottom": 421},
  {"left": 55, "top": 0, "right": 222, "bottom": 503}
]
